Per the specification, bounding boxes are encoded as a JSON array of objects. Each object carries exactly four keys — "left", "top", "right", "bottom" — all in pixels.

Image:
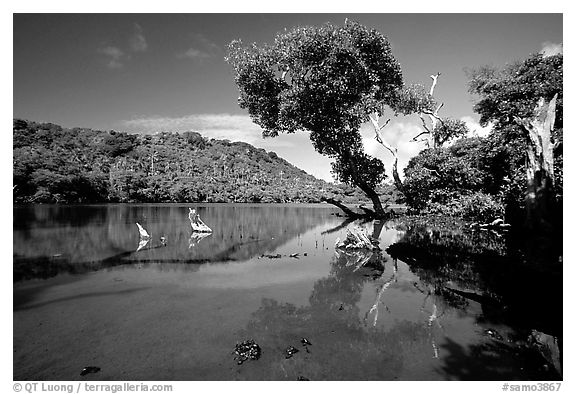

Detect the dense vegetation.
[
  {"left": 401, "top": 53, "right": 562, "bottom": 225},
  {"left": 13, "top": 119, "right": 403, "bottom": 204}
]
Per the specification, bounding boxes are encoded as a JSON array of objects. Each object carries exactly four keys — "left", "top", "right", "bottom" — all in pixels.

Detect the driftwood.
[
  {"left": 334, "top": 248, "right": 373, "bottom": 271},
  {"left": 469, "top": 218, "right": 511, "bottom": 230},
  {"left": 188, "top": 208, "right": 212, "bottom": 233},
  {"left": 136, "top": 238, "right": 150, "bottom": 252},
  {"left": 335, "top": 225, "right": 379, "bottom": 250},
  {"left": 188, "top": 232, "right": 211, "bottom": 248},
  {"left": 136, "top": 222, "right": 150, "bottom": 239}
]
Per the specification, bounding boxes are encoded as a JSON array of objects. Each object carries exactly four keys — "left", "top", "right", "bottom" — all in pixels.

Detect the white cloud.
[
  {"left": 540, "top": 42, "right": 562, "bottom": 57},
  {"left": 362, "top": 136, "right": 381, "bottom": 157},
  {"left": 130, "top": 23, "right": 148, "bottom": 52},
  {"left": 461, "top": 116, "right": 492, "bottom": 138},
  {"left": 98, "top": 46, "right": 126, "bottom": 69},
  {"left": 178, "top": 34, "right": 221, "bottom": 61},
  {"left": 177, "top": 48, "right": 212, "bottom": 60},
  {"left": 120, "top": 114, "right": 295, "bottom": 149}
]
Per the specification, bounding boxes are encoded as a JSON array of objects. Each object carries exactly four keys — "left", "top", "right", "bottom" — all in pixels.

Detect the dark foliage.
[
  {"left": 227, "top": 20, "right": 404, "bottom": 212},
  {"left": 402, "top": 53, "right": 562, "bottom": 223},
  {"left": 13, "top": 119, "right": 382, "bottom": 204}
]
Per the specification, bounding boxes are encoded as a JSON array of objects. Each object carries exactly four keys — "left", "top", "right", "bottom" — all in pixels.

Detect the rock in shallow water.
[
  {"left": 285, "top": 346, "right": 299, "bottom": 359},
  {"left": 234, "top": 339, "right": 261, "bottom": 365},
  {"left": 80, "top": 366, "right": 101, "bottom": 376}
]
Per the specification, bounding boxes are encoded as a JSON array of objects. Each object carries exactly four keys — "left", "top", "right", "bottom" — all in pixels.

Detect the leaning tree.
[{"left": 227, "top": 20, "right": 467, "bottom": 217}]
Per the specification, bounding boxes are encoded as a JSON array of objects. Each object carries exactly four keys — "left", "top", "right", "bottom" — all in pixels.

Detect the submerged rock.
[
  {"left": 234, "top": 339, "right": 261, "bottom": 365},
  {"left": 484, "top": 328, "right": 504, "bottom": 341},
  {"left": 80, "top": 366, "right": 101, "bottom": 376},
  {"left": 284, "top": 346, "right": 299, "bottom": 359},
  {"left": 260, "top": 253, "right": 281, "bottom": 259}
]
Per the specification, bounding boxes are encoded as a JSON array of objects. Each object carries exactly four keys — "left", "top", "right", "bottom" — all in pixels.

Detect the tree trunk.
[
  {"left": 357, "top": 181, "right": 386, "bottom": 218},
  {"left": 321, "top": 197, "right": 362, "bottom": 218},
  {"left": 391, "top": 154, "right": 404, "bottom": 194},
  {"left": 517, "top": 95, "right": 557, "bottom": 234}
]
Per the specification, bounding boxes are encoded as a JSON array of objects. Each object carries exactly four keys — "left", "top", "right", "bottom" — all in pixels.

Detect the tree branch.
[
  {"left": 421, "top": 108, "right": 443, "bottom": 122},
  {"left": 434, "top": 102, "right": 444, "bottom": 116},
  {"left": 421, "top": 166, "right": 440, "bottom": 177},
  {"left": 418, "top": 114, "right": 432, "bottom": 134},
  {"left": 369, "top": 113, "right": 397, "bottom": 156},
  {"left": 358, "top": 204, "right": 376, "bottom": 217},
  {"left": 367, "top": 114, "right": 404, "bottom": 194},
  {"left": 411, "top": 130, "right": 430, "bottom": 143},
  {"left": 379, "top": 118, "right": 391, "bottom": 130},
  {"left": 321, "top": 197, "right": 362, "bottom": 218},
  {"left": 429, "top": 73, "right": 441, "bottom": 96}
]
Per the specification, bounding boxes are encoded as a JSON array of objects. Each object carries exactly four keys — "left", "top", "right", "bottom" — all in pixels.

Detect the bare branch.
[
  {"left": 367, "top": 113, "right": 404, "bottom": 192},
  {"left": 379, "top": 118, "right": 391, "bottom": 130},
  {"left": 368, "top": 113, "right": 380, "bottom": 131},
  {"left": 429, "top": 72, "right": 441, "bottom": 96},
  {"left": 411, "top": 130, "right": 430, "bottom": 142},
  {"left": 421, "top": 109, "right": 443, "bottom": 122},
  {"left": 434, "top": 102, "right": 444, "bottom": 116},
  {"left": 369, "top": 113, "right": 396, "bottom": 155},
  {"left": 421, "top": 167, "right": 440, "bottom": 177},
  {"left": 419, "top": 114, "right": 432, "bottom": 133}
]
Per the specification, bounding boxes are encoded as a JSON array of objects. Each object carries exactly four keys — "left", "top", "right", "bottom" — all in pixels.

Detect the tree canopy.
[
  {"left": 227, "top": 20, "right": 405, "bottom": 214},
  {"left": 468, "top": 53, "right": 563, "bottom": 132}
]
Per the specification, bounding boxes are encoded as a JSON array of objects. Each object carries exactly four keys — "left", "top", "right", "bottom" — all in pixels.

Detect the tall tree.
[
  {"left": 467, "top": 53, "right": 563, "bottom": 232},
  {"left": 226, "top": 20, "right": 404, "bottom": 217},
  {"left": 227, "top": 20, "right": 468, "bottom": 214}
]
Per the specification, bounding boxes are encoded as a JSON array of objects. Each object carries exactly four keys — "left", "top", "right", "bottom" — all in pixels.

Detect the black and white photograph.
[{"left": 10, "top": 5, "right": 566, "bottom": 386}]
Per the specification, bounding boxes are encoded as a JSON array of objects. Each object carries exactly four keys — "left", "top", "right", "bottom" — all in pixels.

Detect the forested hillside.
[{"left": 13, "top": 119, "right": 400, "bottom": 204}]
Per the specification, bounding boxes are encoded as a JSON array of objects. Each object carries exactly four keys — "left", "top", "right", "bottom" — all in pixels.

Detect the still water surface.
[{"left": 13, "top": 204, "right": 561, "bottom": 380}]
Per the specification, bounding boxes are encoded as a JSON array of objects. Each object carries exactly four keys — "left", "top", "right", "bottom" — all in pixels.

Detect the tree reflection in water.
[
  {"left": 235, "top": 221, "right": 440, "bottom": 380},
  {"left": 236, "top": 258, "right": 431, "bottom": 379},
  {"left": 386, "top": 217, "right": 562, "bottom": 379},
  {"left": 236, "top": 218, "right": 561, "bottom": 380},
  {"left": 386, "top": 217, "right": 562, "bottom": 336},
  {"left": 13, "top": 204, "right": 338, "bottom": 281}
]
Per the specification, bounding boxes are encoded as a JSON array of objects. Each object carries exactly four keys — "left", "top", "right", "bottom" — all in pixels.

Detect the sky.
[{"left": 13, "top": 13, "right": 563, "bottom": 182}]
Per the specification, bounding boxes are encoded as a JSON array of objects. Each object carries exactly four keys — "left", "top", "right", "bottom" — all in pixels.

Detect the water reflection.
[
  {"left": 386, "top": 219, "right": 562, "bottom": 336},
  {"left": 13, "top": 204, "right": 340, "bottom": 281},
  {"left": 13, "top": 206, "right": 562, "bottom": 380},
  {"left": 386, "top": 217, "right": 562, "bottom": 379},
  {"left": 233, "top": 233, "right": 449, "bottom": 380},
  {"left": 229, "top": 218, "right": 561, "bottom": 380}
]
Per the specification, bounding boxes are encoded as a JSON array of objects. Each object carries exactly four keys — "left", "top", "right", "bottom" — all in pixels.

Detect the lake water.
[{"left": 13, "top": 204, "right": 562, "bottom": 381}]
